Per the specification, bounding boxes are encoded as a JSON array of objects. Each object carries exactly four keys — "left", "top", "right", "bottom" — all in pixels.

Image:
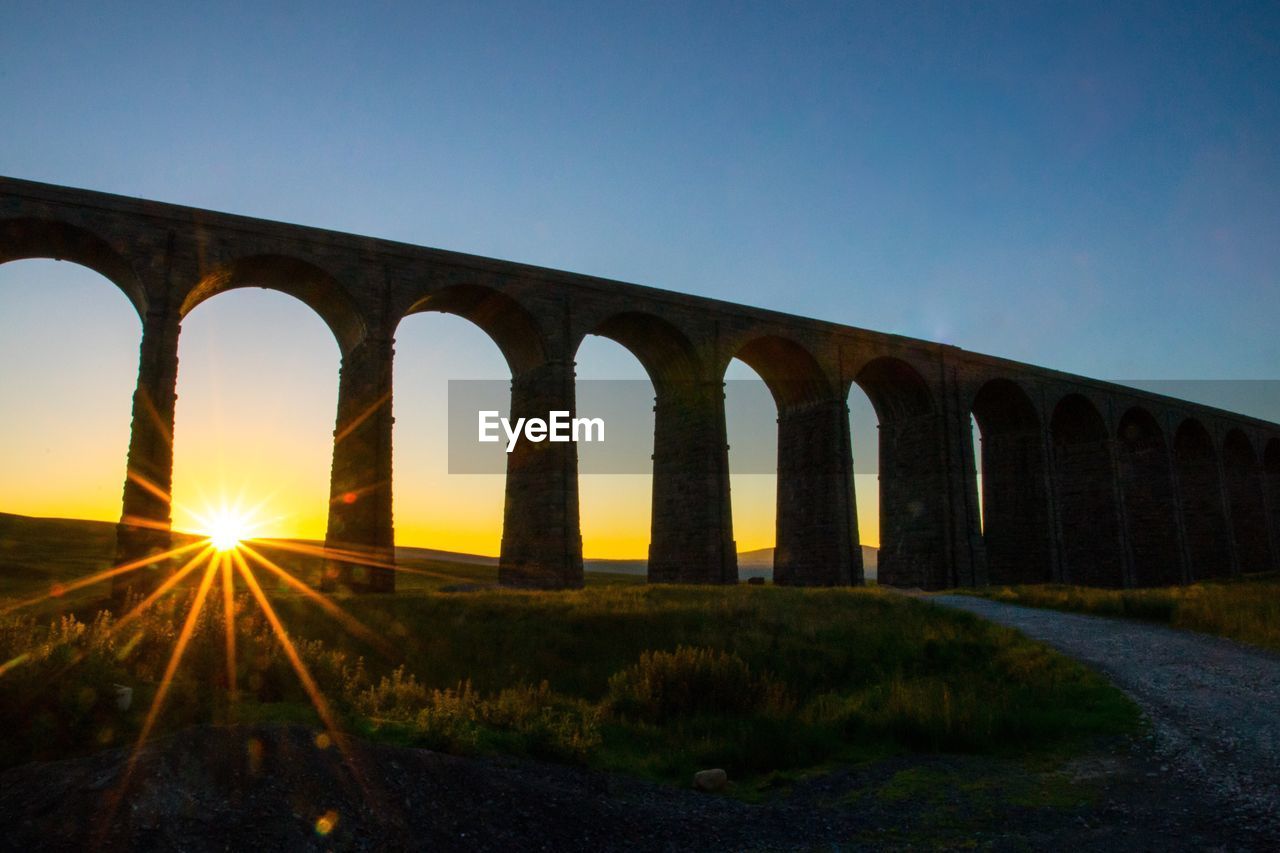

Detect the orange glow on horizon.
[
  {"left": 1, "top": 481, "right": 880, "bottom": 560},
  {"left": 2, "top": 473, "right": 880, "bottom": 559},
  {"left": 0, "top": 278, "right": 887, "bottom": 559}
]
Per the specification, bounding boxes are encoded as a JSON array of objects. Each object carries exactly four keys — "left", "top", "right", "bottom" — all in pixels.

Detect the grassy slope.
[
  {"left": 0, "top": 513, "right": 120, "bottom": 600},
  {"left": 318, "top": 585, "right": 1137, "bottom": 783},
  {"left": 0, "top": 512, "right": 1139, "bottom": 798},
  {"left": 0, "top": 511, "right": 641, "bottom": 604},
  {"left": 967, "top": 575, "right": 1280, "bottom": 654}
]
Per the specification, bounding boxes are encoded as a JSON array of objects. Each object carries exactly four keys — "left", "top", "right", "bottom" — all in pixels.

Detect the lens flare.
[
  {"left": 56, "top": 488, "right": 424, "bottom": 830},
  {"left": 192, "top": 500, "right": 263, "bottom": 553},
  {"left": 207, "top": 514, "right": 248, "bottom": 551}
]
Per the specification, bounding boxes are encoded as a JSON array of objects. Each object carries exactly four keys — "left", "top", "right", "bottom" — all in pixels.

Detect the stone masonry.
[{"left": 1, "top": 176, "right": 1277, "bottom": 595}]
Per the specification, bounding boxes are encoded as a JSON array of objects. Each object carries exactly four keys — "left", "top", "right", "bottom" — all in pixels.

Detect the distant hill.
[
  {"left": 394, "top": 545, "right": 498, "bottom": 566},
  {"left": 584, "top": 558, "right": 648, "bottom": 575},
  {"left": 0, "top": 512, "right": 880, "bottom": 589},
  {"left": 588, "top": 546, "right": 879, "bottom": 580},
  {"left": 738, "top": 546, "right": 879, "bottom": 580},
  {"left": 0, "top": 512, "right": 128, "bottom": 602}
]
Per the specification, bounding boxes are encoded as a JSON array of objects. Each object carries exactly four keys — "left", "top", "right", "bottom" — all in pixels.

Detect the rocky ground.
[{"left": 0, "top": 719, "right": 1268, "bottom": 851}]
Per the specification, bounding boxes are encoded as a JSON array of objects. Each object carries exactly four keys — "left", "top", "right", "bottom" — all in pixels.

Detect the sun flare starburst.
[
  {"left": 11, "top": 486, "right": 422, "bottom": 828},
  {"left": 208, "top": 517, "right": 247, "bottom": 551},
  {"left": 195, "top": 504, "right": 259, "bottom": 552}
]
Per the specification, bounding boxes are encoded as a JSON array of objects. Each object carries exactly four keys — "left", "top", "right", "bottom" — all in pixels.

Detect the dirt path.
[{"left": 933, "top": 594, "right": 1280, "bottom": 840}]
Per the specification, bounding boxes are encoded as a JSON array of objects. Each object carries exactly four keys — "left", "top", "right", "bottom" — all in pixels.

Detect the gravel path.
[{"left": 933, "top": 595, "right": 1280, "bottom": 840}]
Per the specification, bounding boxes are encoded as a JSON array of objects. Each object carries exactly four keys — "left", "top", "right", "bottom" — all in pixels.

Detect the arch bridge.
[{"left": 3, "top": 176, "right": 1278, "bottom": 594}]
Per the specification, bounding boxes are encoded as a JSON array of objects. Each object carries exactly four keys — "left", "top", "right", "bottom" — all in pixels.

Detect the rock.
[{"left": 693, "top": 769, "right": 727, "bottom": 792}]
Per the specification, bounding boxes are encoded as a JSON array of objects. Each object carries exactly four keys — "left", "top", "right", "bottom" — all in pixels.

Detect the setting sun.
[
  {"left": 207, "top": 515, "right": 247, "bottom": 551},
  {"left": 199, "top": 508, "right": 256, "bottom": 552}
]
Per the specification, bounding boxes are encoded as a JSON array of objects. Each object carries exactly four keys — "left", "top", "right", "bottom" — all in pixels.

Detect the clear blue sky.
[
  {"left": 2, "top": 1, "right": 1278, "bottom": 553},
  {"left": 4, "top": 0, "right": 1277, "bottom": 377}
]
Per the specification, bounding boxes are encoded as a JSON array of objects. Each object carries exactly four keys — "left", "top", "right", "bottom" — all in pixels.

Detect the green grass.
[
  {"left": 968, "top": 573, "right": 1280, "bottom": 653},
  {"left": 873, "top": 763, "right": 1089, "bottom": 808},
  {"left": 0, "top": 581, "right": 1140, "bottom": 792},
  {"left": 0, "top": 512, "right": 1140, "bottom": 796},
  {"left": 0, "top": 513, "right": 123, "bottom": 604}
]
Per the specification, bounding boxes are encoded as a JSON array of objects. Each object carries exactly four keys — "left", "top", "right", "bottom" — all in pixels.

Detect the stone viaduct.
[{"left": 3, "top": 176, "right": 1279, "bottom": 594}]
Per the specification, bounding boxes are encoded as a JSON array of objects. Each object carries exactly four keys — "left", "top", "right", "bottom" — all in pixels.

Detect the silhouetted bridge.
[{"left": 3, "top": 176, "right": 1278, "bottom": 593}]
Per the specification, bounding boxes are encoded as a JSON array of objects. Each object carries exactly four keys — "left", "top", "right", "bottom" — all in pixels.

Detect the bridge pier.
[
  {"left": 1054, "top": 436, "right": 1128, "bottom": 587},
  {"left": 1264, "top": 441, "right": 1280, "bottom": 571},
  {"left": 1047, "top": 398, "right": 1127, "bottom": 587},
  {"left": 113, "top": 306, "right": 181, "bottom": 600},
  {"left": 977, "top": 427, "right": 1054, "bottom": 585},
  {"left": 648, "top": 380, "right": 737, "bottom": 583},
  {"left": 499, "top": 360, "right": 584, "bottom": 588},
  {"left": 1223, "top": 431, "right": 1275, "bottom": 574},
  {"left": 877, "top": 413, "right": 959, "bottom": 589},
  {"left": 1105, "top": 437, "right": 1138, "bottom": 588},
  {"left": 323, "top": 334, "right": 396, "bottom": 592},
  {"left": 1116, "top": 415, "right": 1183, "bottom": 587},
  {"left": 1172, "top": 422, "right": 1234, "bottom": 580},
  {"left": 854, "top": 355, "right": 984, "bottom": 591},
  {"left": 941, "top": 372, "right": 987, "bottom": 589},
  {"left": 1165, "top": 434, "right": 1196, "bottom": 585},
  {"left": 773, "top": 396, "right": 860, "bottom": 586}
]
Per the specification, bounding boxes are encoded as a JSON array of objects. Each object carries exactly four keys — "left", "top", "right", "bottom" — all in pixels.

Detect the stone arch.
[
  {"left": 1050, "top": 394, "right": 1125, "bottom": 587},
  {"left": 584, "top": 311, "right": 700, "bottom": 389},
  {"left": 0, "top": 257, "right": 142, "bottom": 526},
  {"left": 404, "top": 283, "right": 547, "bottom": 375},
  {"left": 390, "top": 308, "right": 514, "bottom": 566},
  {"left": 568, "top": 315, "right": 670, "bottom": 577},
  {"left": 724, "top": 335, "right": 856, "bottom": 586},
  {"left": 402, "top": 284, "right": 576, "bottom": 588},
  {"left": 854, "top": 356, "right": 934, "bottom": 423},
  {"left": 1223, "top": 429, "right": 1271, "bottom": 572},
  {"left": 1116, "top": 407, "right": 1182, "bottom": 586},
  {"left": 731, "top": 335, "right": 834, "bottom": 409},
  {"left": 181, "top": 255, "right": 366, "bottom": 354},
  {"left": 399, "top": 283, "right": 575, "bottom": 588},
  {"left": 170, "top": 288, "right": 343, "bottom": 550},
  {"left": 0, "top": 217, "right": 147, "bottom": 316},
  {"left": 1173, "top": 418, "right": 1231, "bottom": 579},
  {"left": 576, "top": 311, "right": 731, "bottom": 581},
  {"left": 853, "top": 356, "right": 942, "bottom": 588},
  {"left": 970, "top": 378, "right": 1051, "bottom": 584}
]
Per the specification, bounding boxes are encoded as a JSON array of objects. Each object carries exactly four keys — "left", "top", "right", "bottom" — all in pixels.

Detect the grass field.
[
  {"left": 0, "top": 512, "right": 1140, "bottom": 797},
  {"left": 969, "top": 574, "right": 1280, "bottom": 654}
]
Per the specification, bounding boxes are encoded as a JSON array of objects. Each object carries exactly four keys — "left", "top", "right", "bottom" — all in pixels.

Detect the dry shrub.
[
  {"left": 354, "top": 667, "right": 600, "bottom": 762},
  {"left": 605, "top": 645, "right": 791, "bottom": 723}
]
